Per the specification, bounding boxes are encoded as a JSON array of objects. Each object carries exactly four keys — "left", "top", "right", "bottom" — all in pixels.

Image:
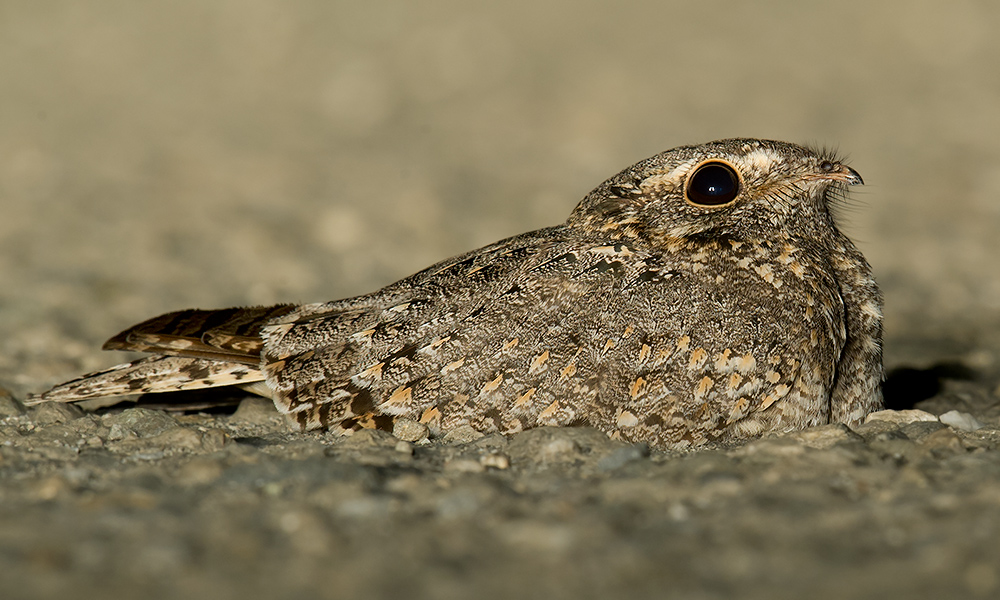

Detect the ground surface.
[{"left": 2, "top": 1, "right": 1000, "bottom": 599}]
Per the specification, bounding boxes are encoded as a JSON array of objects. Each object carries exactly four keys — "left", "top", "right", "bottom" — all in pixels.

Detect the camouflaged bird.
[{"left": 30, "top": 139, "right": 883, "bottom": 449}]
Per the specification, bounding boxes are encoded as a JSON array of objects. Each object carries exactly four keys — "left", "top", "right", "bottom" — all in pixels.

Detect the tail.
[{"left": 27, "top": 304, "right": 296, "bottom": 405}]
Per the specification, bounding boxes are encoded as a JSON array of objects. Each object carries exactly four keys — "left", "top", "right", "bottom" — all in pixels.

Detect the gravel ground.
[{"left": 3, "top": 2, "right": 1000, "bottom": 599}]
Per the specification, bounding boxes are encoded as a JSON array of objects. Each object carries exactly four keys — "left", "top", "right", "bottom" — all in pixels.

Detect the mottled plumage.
[{"left": 30, "top": 139, "right": 883, "bottom": 449}]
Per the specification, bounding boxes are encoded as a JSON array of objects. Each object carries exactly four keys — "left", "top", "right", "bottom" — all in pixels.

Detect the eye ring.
[{"left": 685, "top": 161, "right": 741, "bottom": 207}]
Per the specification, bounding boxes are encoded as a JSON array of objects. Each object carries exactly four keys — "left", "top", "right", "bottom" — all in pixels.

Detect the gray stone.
[
  {"left": 440, "top": 424, "right": 484, "bottom": 445},
  {"left": 29, "top": 402, "right": 84, "bottom": 426},
  {"left": 865, "top": 409, "right": 938, "bottom": 425},
  {"left": 0, "top": 389, "right": 26, "bottom": 418},
  {"left": 939, "top": 410, "right": 986, "bottom": 432},
  {"left": 229, "top": 397, "right": 284, "bottom": 426},
  {"left": 103, "top": 408, "right": 178, "bottom": 438},
  {"left": 391, "top": 418, "right": 429, "bottom": 443}
]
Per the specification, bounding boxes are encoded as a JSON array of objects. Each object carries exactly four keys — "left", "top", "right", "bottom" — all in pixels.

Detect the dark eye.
[{"left": 686, "top": 162, "right": 740, "bottom": 206}]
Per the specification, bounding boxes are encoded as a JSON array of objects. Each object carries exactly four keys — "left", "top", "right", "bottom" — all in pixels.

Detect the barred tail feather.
[{"left": 25, "top": 356, "right": 266, "bottom": 405}]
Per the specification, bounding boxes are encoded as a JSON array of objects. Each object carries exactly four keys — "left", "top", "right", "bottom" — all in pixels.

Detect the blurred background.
[{"left": 2, "top": 0, "right": 999, "bottom": 395}]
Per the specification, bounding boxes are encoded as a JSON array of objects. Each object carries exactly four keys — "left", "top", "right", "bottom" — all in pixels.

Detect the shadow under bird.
[{"left": 31, "top": 138, "right": 883, "bottom": 449}]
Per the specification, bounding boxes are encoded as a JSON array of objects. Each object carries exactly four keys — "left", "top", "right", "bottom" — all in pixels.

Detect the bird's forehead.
[
  {"left": 642, "top": 160, "right": 698, "bottom": 188},
  {"left": 736, "top": 147, "right": 785, "bottom": 175},
  {"left": 642, "top": 145, "right": 788, "bottom": 190}
]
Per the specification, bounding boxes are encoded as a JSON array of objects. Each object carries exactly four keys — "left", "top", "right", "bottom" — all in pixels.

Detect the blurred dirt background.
[{"left": 2, "top": 1, "right": 1000, "bottom": 599}]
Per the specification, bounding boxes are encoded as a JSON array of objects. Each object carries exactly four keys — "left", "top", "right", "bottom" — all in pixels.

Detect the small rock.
[
  {"left": 175, "top": 458, "right": 224, "bottom": 485},
  {"left": 852, "top": 418, "right": 909, "bottom": 441},
  {"left": 336, "top": 497, "right": 394, "bottom": 520},
  {"left": 200, "top": 428, "right": 228, "bottom": 451},
  {"left": 34, "top": 444, "right": 80, "bottom": 461},
  {"left": 334, "top": 429, "right": 413, "bottom": 466},
  {"left": 901, "top": 420, "right": 948, "bottom": 441},
  {"left": 132, "top": 449, "right": 168, "bottom": 461},
  {"left": 114, "top": 427, "right": 228, "bottom": 454},
  {"left": 61, "top": 467, "right": 91, "bottom": 486},
  {"left": 435, "top": 490, "right": 481, "bottom": 519},
  {"left": 539, "top": 437, "right": 581, "bottom": 462},
  {"left": 479, "top": 452, "right": 510, "bottom": 470},
  {"left": 470, "top": 433, "right": 509, "bottom": 452},
  {"left": 444, "top": 458, "right": 485, "bottom": 473},
  {"left": 939, "top": 410, "right": 985, "bottom": 432},
  {"left": 789, "top": 423, "right": 863, "bottom": 449},
  {"left": 338, "top": 428, "right": 397, "bottom": 449},
  {"left": 229, "top": 397, "right": 283, "bottom": 426},
  {"left": 107, "top": 423, "right": 137, "bottom": 442},
  {"left": 499, "top": 522, "right": 576, "bottom": 554},
  {"left": 868, "top": 437, "right": 918, "bottom": 463},
  {"left": 668, "top": 502, "right": 690, "bottom": 522},
  {"left": 30, "top": 476, "right": 69, "bottom": 501},
  {"left": 29, "top": 402, "right": 84, "bottom": 426},
  {"left": 441, "top": 424, "right": 483, "bottom": 445},
  {"left": 964, "top": 563, "right": 999, "bottom": 597},
  {"left": 865, "top": 409, "right": 938, "bottom": 425},
  {"left": 392, "top": 418, "right": 429, "bottom": 443},
  {"left": 506, "top": 427, "right": 614, "bottom": 466},
  {"left": 148, "top": 427, "right": 204, "bottom": 450},
  {"left": 0, "top": 389, "right": 26, "bottom": 417},
  {"left": 597, "top": 443, "right": 649, "bottom": 471},
  {"left": 735, "top": 436, "right": 806, "bottom": 458},
  {"left": 103, "top": 408, "right": 178, "bottom": 438},
  {"left": 918, "top": 427, "right": 965, "bottom": 454}
]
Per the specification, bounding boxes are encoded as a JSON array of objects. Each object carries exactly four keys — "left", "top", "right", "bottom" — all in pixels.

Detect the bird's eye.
[{"left": 685, "top": 162, "right": 740, "bottom": 206}]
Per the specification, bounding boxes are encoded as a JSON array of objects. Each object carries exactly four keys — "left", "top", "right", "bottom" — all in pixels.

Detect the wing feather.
[
  {"left": 31, "top": 305, "right": 296, "bottom": 405},
  {"left": 26, "top": 356, "right": 266, "bottom": 404},
  {"left": 103, "top": 305, "right": 296, "bottom": 364}
]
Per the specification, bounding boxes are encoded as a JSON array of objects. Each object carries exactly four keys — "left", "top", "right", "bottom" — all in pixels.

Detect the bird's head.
[{"left": 569, "top": 139, "right": 862, "bottom": 245}]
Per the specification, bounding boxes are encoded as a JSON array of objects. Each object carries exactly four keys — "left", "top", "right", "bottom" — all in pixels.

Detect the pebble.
[
  {"left": 392, "top": 418, "right": 429, "bottom": 443},
  {"left": 596, "top": 443, "right": 649, "bottom": 471},
  {"left": 441, "top": 424, "right": 484, "bottom": 445},
  {"left": 539, "top": 437, "right": 581, "bottom": 462},
  {"left": 918, "top": 427, "right": 965, "bottom": 455},
  {"left": 788, "top": 423, "right": 863, "bottom": 449},
  {"left": 964, "top": 563, "right": 999, "bottom": 596},
  {"left": 109, "top": 426, "right": 227, "bottom": 454},
  {"left": 107, "top": 423, "right": 138, "bottom": 442},
  {"left": 865, "top": 409, "right": 939, "bottom": 425},
  {"left": 103, "top": 408, "right": 179, "bottom": 438},
  {"left": 28, "top": 402, "right": 83, "bottom": 426},
  {"left": 29, "top": 476, "right": 69, "bottom": 501},
  {"left": 444, "top": 458, "right": 485, "bottom": 473},
  {"left": 332, "top": 429, "right": 414, "bottom": 467},
  {"left": 939, "top": 410, "right": 986, "bottom": 432},
  {"left": 229, "top": 397, "right": 284, "bottom": 426},
  {"left": 174, "top": 458, "right": 225, "bottom": 486},
  {"left": 735, "top": 436, "right": 807, "bottom": 458},
  {"left": 853, "top": 418, "right": 910, "bottom": 441},
  {"left": 337, "top": 428, "right": 396, "bottom": 449},
  {"left": 479, "top": 452, "right": 510, "bottom": 470},
  {"left": 0, "top": 390, "right": 26, "bottom": 418},
  {"left": 902, "top": 420, "right": 948, "bottom": 440}
]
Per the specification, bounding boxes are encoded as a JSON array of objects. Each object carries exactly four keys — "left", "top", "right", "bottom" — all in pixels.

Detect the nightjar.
[{"left": 31, "top": 139, "right": 883, "bottom": 449}]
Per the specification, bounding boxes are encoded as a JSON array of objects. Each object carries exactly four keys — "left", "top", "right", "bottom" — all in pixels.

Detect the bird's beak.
[
  {"left": 841, "top": 165, "right": 864, "bottom": 186},
  {"left": 807, "top": 164, "right": 864, "bottom": 187}
]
